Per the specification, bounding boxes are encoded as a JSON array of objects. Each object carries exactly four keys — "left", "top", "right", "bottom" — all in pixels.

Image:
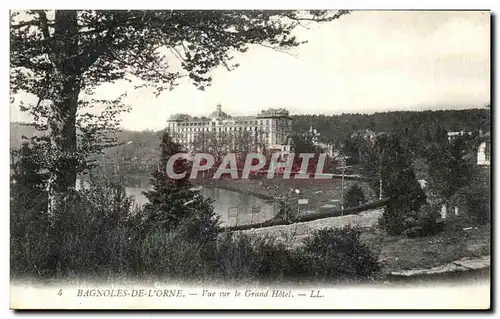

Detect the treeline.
[
  {"left": 10, "top": 123, "right": 162, "bottom": 187},
  {"left": 292, "top": 108, "right": 491, "bottom": 147}
]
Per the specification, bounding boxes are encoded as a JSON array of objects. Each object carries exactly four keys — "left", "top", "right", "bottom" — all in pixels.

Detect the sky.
[{"left": 10, "top": 10, "right": 491, "bottom": 131}]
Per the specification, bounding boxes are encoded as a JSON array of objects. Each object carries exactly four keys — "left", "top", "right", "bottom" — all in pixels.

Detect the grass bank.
[{"left": 240, "top": 211, "right": 490, "bottom": 274}]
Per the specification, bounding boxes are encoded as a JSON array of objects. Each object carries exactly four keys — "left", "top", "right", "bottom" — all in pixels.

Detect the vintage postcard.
[{"left": 9, "top": 9, "right": 491, "bottom": 310}]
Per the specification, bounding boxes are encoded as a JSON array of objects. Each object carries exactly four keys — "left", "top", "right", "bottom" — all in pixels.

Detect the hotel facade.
[{"left": 166, "top": 105, "right": 293, "bottom": 153}]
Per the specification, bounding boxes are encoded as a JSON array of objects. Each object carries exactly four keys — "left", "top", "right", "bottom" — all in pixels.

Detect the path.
[{"left": 238, "top": 208, "right": 384, "bottom": 248}]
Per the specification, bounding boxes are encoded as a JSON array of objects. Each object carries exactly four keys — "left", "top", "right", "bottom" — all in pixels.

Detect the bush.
[
  {"left": 11, "top": 174, "right": 139, "bottom": 279},
  {"left": 12, "top": 181, "right": 383, "bottom": 284},
  {"left": 401, "top": 204, "right": 444, "bottom": 238},
  {"left": 378, "top": 199, "right": 406, "bottom": 236},
  {"left": 272, "top": 196, "right": 298, "bottom": 221},
  {"left": 252, "top": 236, "right": 296, "bottom": 281},
  {"left": 10, "top": 204, "right": 52, "bottom": 277},
  {"left": 47, "top": 178, "right": 138, "bottom": 278},
  {"left": 137, "top": 225, "right": 211, "bottom": 281},
  {"left": 379, "top": 181, "right": 427, "bottom": 235},
  {"left": 345, "top": 184, "right": 366, "bottom": 208},
  {"left": 10, "top": 143, "right": 51, "bottom": 277},
  {"left": 449, "top": 184, "right": 490, "bottom": 224},
  {"left": 298, "top": 226, "right": 380, "bottom": 282},
  {"left": 212, "top": 233, "right": 261, "bottom": 282}
]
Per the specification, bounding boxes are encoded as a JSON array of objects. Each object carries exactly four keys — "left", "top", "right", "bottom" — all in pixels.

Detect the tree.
[
  {"left": 10, "top": 10, "right": 348, "bottom": 216},
  {"left": 345, "top": 184, "right": 365, "bottom": 208},
  {"left": 356, "top": 132, "right": 386, "bottom": 199},
  {"left": 373, "top": 134, "right": 426, "bottom": 235},
  {"left": 425, "top": 134, "right": 476, "bottom": 213},
  {"left": 290, "top": 131, "right": 318, "bottom": 154},
  {"left": 141, "top": 132, "right": 220, "bottom": 241},
  {"left": 191, "top": 131, "right": 233, "bottom": 159}
]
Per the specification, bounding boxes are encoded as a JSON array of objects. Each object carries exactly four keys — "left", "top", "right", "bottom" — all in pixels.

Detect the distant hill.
[
  {"left": 10, "top": 122, "right": 43, "bottom": 150},
  {"left": 10, "top": 122, "right": 163, "bottom": 151},
  {"left": 10, "top": 122, "right": 163, "bottom": 186}
]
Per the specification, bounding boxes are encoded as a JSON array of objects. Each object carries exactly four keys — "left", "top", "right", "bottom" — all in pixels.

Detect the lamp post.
[{"left": 337, "top": 154, "right": 352, "bottom": 215}]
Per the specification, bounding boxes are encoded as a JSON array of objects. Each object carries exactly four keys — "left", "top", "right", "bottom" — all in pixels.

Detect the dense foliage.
[
  {"left": 299, "top": 226, "right": 381, "bottom": 282},
  {"left": 345, "top": 184, "right": 366, "bottom": 208},
  {"left": 11, "top": 134, "right": 381, "bottom": 283},
  {"left": 292, "top": 108, "right": 490, "bottom": 151}
]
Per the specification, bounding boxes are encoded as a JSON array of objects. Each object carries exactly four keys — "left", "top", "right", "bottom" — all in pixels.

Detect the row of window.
[
  {"left": 175, "top": 132, "right": 273, "bottom": 141},
  {"left": 170, "top": 119, "right": 292, "bottom": 128},
  {"left": 174, "top": 126, "right": 278, "bottom": 133},
  {"left": 175, "top": 132, "right": 271, "bottom": 139},
  {"left": 172, "top": 133, "right": 288, "bottom": 146}
]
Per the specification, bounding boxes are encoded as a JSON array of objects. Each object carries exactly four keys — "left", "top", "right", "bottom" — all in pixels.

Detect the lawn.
[
  {"left": 362, "top": 220, "right": 491, "bottom": 273},
  {"left": 243, "top": 212, "right": 490, "bottom": 274}
]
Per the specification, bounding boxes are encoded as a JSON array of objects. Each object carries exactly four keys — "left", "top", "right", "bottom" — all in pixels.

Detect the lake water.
[
  {"left": 79, "top": 180, "right": 275, "bottom": 226},
  {"left": 200, "top": 187, "right": 276, "bottom": 226}
]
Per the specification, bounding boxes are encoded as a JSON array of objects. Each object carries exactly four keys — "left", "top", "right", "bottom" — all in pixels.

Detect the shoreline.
[{"left": 192, "top": 179, "right": 275, "bottom": 201}]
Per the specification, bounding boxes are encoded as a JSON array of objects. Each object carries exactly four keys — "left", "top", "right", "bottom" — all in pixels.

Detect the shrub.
[
  {"left": 401, "top": 204, "right": 444, "bottom": 238},
  {"left": 212, "top": 232, "right": 263, "bottom": 282},
  {"left": 211, "top": 232, "right": 301, "bottom": 283},
  {"left": 298, "top": 226, "right": 380, "bottom": 282},
  {"left": 252, "top": 237, "right": 295, "bottom": 281},
  {"left": 47, "top": 178, "right": 138, "bottom": 278},
  {"left": 449, "top": 184, "right": 490, "bottom": 224},
  {"left": 10, "top": 143, "right": 51, "bottom": 277},
  {"left": 345, "top": 184, "right": 366, "bottom": 208},
  {"left": 10, "top": 202, "right": 52, "bottom": 277},
  {"left": 272, "top": 196, "right": 298, "bottom": 221},
  {"left": 378, "top": 199, "right": 406, "bottom": 236},
  {"left": 138, "top": 225, "right": 210, "bottom": 281},
  {"left": 11, "top": 173, "right": 139, "bottom": 279}
]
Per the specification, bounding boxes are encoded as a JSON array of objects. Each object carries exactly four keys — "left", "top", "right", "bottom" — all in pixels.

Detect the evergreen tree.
[
  {"left": 425, "top": 134, "right": 476, "bottom": 207},
  {"left": 376, "top": 134, "right": 427, "bottom": 235},
  {"left": 141, "top": 132, "right": 220, "bottom": 242}
]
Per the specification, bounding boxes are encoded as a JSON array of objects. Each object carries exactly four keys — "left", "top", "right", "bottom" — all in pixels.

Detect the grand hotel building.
[{"left": 166, "top": 104, "right": 293, "bottom": 152}]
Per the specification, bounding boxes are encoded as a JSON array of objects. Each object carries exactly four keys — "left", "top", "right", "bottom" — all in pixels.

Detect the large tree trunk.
[{"left": 46, "top": 11, "right": 81, "bottom": 218}]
